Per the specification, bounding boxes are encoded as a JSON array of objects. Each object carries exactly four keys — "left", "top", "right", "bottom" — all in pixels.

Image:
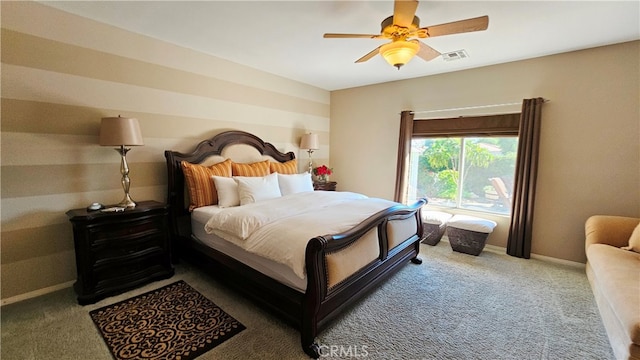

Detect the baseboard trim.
[
  {"left": 530, "top": 252, "right": 585, "bottom": 269},
  {"left": 1, "top": 280, "right": 74, "bottom": 306},
  {"left": 440, "top": 236, "right": 585, "bottom": 269}
]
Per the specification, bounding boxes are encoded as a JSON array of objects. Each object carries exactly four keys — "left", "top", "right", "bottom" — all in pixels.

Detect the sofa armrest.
[{"left": 585, "top": 215, "right": 640, "bottom": 251}]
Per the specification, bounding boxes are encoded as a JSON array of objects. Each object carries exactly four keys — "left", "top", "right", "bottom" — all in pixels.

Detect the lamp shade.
[
  {"left": 300, "top": 133, "right": 319, "bottom": 150},
  {"left": 99, "top": 116, "right": 144, "bottom": 146},
  {"left": 380, "top": 40, "right": 419, "bottom": 69}
]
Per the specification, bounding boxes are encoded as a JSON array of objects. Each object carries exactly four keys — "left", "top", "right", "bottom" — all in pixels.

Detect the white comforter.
[{"left": 204, "top": 191, "right": 397, "bottom": 279}]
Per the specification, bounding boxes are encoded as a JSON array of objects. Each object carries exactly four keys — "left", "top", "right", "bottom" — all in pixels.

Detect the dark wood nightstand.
[
  {"left": 313, "top": 181, "right": 337, "bottom": 191},
  {"left": 66, "top": 200, "right": 174, "bottom": 305}
]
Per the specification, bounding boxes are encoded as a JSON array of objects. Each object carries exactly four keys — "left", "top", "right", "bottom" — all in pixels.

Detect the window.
[{"left": 406, "top": 136, "right": 518, "bottom": 215}]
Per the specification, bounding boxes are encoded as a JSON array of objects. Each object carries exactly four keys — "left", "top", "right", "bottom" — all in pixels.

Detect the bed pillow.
[
  {"left": 181, "top": 159, "right": 232, "bottom": 211},
  {"left": 212, "top": 176, "right": 240, "bottom": 208},
  {"left": 270, "top": 159, "right": 298, "bottom": 175},
  {"left": 277, "top": 173, "right": 314, "bottom": 196},
  {"left": 234, "top": 172, "right": 282, "bottom": 205},
  {"left": 623, "top": 222, "right": 640, "bottom": 253},
  {"left": 232, "top": 160, "right": 270, "bottom": 177}
]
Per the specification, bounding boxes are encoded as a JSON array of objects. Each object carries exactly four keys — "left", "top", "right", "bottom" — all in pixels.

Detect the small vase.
[{"left": 317, "top": 175, "right": 328, "bottom": 183}]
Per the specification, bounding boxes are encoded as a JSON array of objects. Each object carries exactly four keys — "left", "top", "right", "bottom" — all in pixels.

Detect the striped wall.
[{"left": 1, "top": 1, "right": 330, "bottom": 302}]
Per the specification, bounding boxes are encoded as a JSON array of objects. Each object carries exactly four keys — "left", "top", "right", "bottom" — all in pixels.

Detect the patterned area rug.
[{"left": 90, "top": 280, "right": 245, "bottom": 360}]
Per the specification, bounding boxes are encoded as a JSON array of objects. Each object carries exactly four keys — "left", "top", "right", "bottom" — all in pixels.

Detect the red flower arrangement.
[
  {"left": 313, "top": 165, "right": 333, "bottom": 177},
  {"left": 313, "top": 165, "right": 333, "bottom": 182}
]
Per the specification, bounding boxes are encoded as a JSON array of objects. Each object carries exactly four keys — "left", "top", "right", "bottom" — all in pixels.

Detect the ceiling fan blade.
[
  {"left": 421, "top": 15, "right": 489, "bottom": 38},
  {"left": 393, "top": 0, "right": 419, "bottom": 28},
  {"left": 416, "top": 41, "right": 441, "bottom": 61},
  {"left": 355, "top": 46, "right": 383, "bottom": 63},
  {"left": 324, "top": 33, "right": 384, "bottom": 39}
]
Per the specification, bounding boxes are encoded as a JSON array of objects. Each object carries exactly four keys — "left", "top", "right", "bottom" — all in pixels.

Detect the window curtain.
[
  {"left": 394, "top": 110, "right": 414, "bottom": 203},
  {"left": 507, "top": 98, "right": 545, "bottom": 259}
]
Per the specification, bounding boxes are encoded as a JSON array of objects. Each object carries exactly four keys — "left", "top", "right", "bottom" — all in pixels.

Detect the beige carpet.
[
  {"left": 1, "top": 241, "right": 614, "bottom": 359},
  {"left": 317, "top": 242, "right": 614, "bottom": 359}
]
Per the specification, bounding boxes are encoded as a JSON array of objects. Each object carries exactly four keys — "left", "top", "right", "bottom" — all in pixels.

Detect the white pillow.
[
  {"left": 212, "top": 176, "right": 240, "bottom": 208},
  {"left": 277, "top": 173, "right": 314, "bottom": 196},
  {"left": 234, "top": 172, "right": 282, "bottom": 205}
]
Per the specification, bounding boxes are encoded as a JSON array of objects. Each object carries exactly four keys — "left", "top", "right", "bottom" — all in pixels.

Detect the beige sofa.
[{"left": 585, "top": 215, "right": 640, "bottom": 360}]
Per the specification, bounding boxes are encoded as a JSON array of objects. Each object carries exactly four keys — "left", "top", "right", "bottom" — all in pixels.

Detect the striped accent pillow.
[
  {"left": 270, "top": 159, "right": 298, "bottom": 174},
  {"left": 181, "top": 159, "right": 232, "bottom": 211},
  {"left": 231, "top": 160, "right": 270, "bottom": 177}
]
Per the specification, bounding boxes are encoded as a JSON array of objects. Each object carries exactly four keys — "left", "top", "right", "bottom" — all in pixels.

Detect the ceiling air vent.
[{"left": 442, "top": 50, "right": 469, "bottom": 61}]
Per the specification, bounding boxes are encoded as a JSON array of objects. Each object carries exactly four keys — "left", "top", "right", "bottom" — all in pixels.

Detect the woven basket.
[
  {"left": 447, "top": 227, "right": 491, "bottom": 256},
  {"left": 422, "top": 222, "right": 447, "bottom": 246}
]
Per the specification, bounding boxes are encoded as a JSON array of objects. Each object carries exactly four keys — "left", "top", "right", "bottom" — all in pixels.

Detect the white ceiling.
[{"left": 42, "top": 1, "right": 640, "bottom": 91}]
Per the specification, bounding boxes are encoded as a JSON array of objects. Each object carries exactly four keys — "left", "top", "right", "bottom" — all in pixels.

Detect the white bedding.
[
  {"left": 202, "top": 191, "right": 397, "bottom": 280},
  {"left": 191, "top": 209, "right": 307, "bottom": 291}
]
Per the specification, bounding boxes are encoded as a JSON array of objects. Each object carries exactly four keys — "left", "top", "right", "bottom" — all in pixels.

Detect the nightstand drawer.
[
  {"left": 313, "top": 181, "right": 337, "bottom": 191},
  {"left": 94, "top": 264, "right": 171, "bottom": 297},
  {"left": 89, "top": 216, "right": 164, "bottom": 244},
  {"left": 91, "top": 235, "right": 164, "bottom": 262},
  {"left": 93, "top": 249, "right": 167, "bottom": 284},
  {"left": 94, "top": 244, "right": 164, "bottom": 268}
]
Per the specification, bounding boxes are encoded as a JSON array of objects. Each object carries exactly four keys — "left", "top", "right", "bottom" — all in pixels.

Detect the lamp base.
[
  {"left": 307, "top": 149, "right": 314, "bottom": 174},
  {"left": 117, "top": 193, "right": 136, "bottom": 208},
  {"left": 115, "top": 145, "right": 136, "bottom": 208}
]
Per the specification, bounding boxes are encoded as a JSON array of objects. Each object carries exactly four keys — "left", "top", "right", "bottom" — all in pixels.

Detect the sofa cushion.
[
  {"left": 587, "top": 243, "right": 640, "bottom": 344},
  {"left": 623, "top": 223, "right": 640, "bottom": 253}
]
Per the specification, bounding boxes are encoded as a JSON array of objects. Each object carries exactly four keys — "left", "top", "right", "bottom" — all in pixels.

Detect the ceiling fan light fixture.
[{"left": 380, "top": 40, "right": 419, "bottom": 69}]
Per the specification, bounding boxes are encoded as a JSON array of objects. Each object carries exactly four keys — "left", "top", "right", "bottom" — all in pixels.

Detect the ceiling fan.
[{"left": 323, "top": 0, "right": 489, "bottom": 69}]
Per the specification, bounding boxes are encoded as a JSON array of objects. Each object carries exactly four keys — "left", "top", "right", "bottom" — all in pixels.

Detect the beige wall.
[
  {"left": 0, "top": 2, "right": 330, "bottom": 302},
  {"left": 2, "top": 1, "right": 638, "bottom": 302},
  {"left": 331, "top": 40, "right": 640, "bottom": 264}
]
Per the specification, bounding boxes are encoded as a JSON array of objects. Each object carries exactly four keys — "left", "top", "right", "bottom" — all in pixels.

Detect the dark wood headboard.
[{"left": 164, "top": 130, "right": 295, "bottom": 247}]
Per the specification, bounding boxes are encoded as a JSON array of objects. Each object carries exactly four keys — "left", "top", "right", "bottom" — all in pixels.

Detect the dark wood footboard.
[
  {"left": 165, "top": 130, "right": 427, "bottom": 359},
  {"left": 302, "top": 199, "right": 426, "bottom": 357}
]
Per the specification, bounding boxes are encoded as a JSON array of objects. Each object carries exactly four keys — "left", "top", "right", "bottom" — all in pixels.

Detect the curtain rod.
[
  {"left": 411, "top": 99, "right": 550, "bottom": 115},
  {"left": 411, "top": 102, "right": 521, "bottom": 115}
]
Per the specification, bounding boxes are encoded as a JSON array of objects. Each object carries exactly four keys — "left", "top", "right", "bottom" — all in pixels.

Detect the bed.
[{"left": 164, "top": 130, "right": 426, "bottom": 358}]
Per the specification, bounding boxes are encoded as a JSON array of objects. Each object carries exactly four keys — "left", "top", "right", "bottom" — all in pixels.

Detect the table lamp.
[{"left": 99, "top": 116, "right": 144, "bottom": 208}]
